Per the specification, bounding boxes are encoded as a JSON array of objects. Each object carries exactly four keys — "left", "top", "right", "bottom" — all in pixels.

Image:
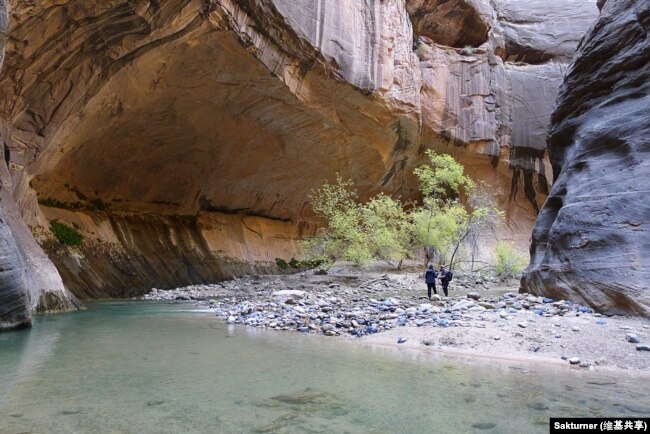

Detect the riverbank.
[{"left": 142, "top": 268, "right": 650, "bottom": 373}]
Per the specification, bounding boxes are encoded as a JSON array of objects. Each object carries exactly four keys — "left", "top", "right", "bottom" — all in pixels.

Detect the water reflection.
[{"left": 0, "top": 315, "right": 62, "bottom": 406}]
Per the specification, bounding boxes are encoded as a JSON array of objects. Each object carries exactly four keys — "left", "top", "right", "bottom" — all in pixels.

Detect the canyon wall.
[
  {"left": 522, "top": 0, "right": 650, "bottom": 316},
  {"left": 1, "top": 0, "right": 82, "bottom": 330},
  {"left": 0, "top": 0, "right": 598, "bottom": 327}
]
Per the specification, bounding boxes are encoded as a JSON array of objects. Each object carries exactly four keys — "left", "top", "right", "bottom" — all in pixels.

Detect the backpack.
[{"left": 447, "top": 271, "right": 453, "bottom": 282}]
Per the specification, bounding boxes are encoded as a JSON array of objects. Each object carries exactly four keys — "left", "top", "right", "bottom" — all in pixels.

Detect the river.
[{"left": 1, "top": 301, "right": 648, "bottom": 433}]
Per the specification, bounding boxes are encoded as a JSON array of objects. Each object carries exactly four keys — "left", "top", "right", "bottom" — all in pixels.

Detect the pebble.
[
  {"left": 568, "top": 357, "right": 581, "bottom": 365},
  {"left": 151, "top": 271, "right": 639, "bottom": 369},
  {"left": 636, "top": 344, "right": 650, "bottom": 351},
  {"left": 571, "top": 326, "right": 580, "bottom": 332},
  {"left": 626, "top": 333, "right": 641, "bottom": 343}
]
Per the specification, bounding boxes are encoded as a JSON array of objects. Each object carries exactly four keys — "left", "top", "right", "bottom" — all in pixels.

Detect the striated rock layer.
[
  {"left": 523, "top": 0, "right": 650, "bottom": 316},
  {"left": 0, "top": 0, "right": 598, "bottom": 322}
]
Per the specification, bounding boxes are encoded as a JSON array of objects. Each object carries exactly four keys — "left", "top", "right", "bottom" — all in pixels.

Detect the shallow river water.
[{"left": 1, "top": 302, "right": 648, "bottom": 433}]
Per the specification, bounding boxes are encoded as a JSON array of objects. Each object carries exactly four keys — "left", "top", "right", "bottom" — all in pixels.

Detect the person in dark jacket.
[
  {"left": 424, "top": 265, "right": 438, "bottom": 299},
  {"left": 439, "top": 266, "right": 451, "bottom": 297}
]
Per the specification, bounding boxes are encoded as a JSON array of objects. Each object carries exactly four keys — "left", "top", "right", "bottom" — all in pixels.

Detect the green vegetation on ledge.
[{"left": 50, "top": 220, "right": 83, "bottom": 246}]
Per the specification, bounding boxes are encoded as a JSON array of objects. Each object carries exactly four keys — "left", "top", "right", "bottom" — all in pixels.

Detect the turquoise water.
[{"left": 1, "top": 302, "right": 648, "bottom": 434}]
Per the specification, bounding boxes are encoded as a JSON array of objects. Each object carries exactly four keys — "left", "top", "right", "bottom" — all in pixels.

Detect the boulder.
[{"left": 522, "top": 0, "right": 650, "bottom": 317}]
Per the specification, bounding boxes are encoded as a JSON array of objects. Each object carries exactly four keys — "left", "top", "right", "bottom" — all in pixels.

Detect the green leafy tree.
[
  {"left": 413, "top": 150, "right": 474, "bottom": 266},
  {"left": 305, "top": 177, "right": 413, "bottom": 268},
  {"left": 361, "top": 193, "right": 413, "bottom": 268},
  {"left": 495, "top": 241, "right": 527, "bottom": 279},
  {"left": 413, "top": 151, "right": 503, "bottom": 270},
  {"left": 305, "top": 152, "right": 503, "bottom": 272}
]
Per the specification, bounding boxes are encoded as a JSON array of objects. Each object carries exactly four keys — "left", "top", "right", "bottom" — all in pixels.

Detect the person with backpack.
[
  {"left": 439, "top": 266, "right": 453, "bottom": 297},
  {"left": 424, "top": 264, "right": 438, "bottom": 299}
]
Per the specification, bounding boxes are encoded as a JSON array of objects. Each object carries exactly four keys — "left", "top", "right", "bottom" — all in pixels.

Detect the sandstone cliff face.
[
  {"left": 1, "top": 0, "right": 81, "bottom": 330},
  {"left": 523, "top": 0, "right": 650, "bottom": 316},
  {"left": 0, "top": 0, "right": 597, "bottom": 320}
]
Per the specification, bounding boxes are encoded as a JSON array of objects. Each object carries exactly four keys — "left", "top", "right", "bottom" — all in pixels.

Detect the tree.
[
  {"left": 305, "top": 176, "right": 368, "bottom": 266},
  {"left": 464, "top": 183, "right": 504, "bottom": 270},
  {"left": 444, "top": 183, "right": 504, "bottom": 271},
  {"left": 361, "top": 193, "right": 413, "bottom": 268},
  {"left": 495, "top": 241, "right": 527, "bottom": 279},
  {"left": 413, "top": 150, "right": 474, "bottom": 266},
  {"left": 412, "top": 151, "right": 503, "bottom": 271},
  {"left": 305, "top": 176, "right": 413, "bottom": 268},
  {"left": 305, "top": 152, "right": 503, "bottom": 272}
]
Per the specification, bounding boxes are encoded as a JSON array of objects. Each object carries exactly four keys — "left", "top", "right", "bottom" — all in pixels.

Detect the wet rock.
[
  {"left": 471, "top": 422, "right": 497, "bottom": 430},
  {"left": 467, "top": 292, "right": 481, "bottom": 300},
  {"left": 636, "top": 344, "right": 650, "bottom": 351},
  {"left": 397, "top": 337, "right": 407, "bottom": 344},
  {"left": 527, "top": 401, "right": 549, "bottom": 411},
  {"left": 626, "top": 333, "right": 641, "bottom": 343},
  {"left": 568, "top": 357, "right": 581, "bottom": 365},
  {"left": 579, "top": 362, "right": 591, "bottom": 368},
  {"left": 518, "top": 322, "right": 528, "bottom": 328}
]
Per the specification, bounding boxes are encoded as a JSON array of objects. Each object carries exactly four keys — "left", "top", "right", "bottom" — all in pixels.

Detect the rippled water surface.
[{"left": 1, "top": 301, "right": 648, "bottom": 433}]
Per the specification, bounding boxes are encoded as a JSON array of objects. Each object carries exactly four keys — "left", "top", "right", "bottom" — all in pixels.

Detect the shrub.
[
  {"left": 495, "top": 242, "right": 527, "bottom": 279},
  {"left": 89, "top": 198, "right": 110, "bottom": 211},
  {"left": 50, "top": 220, "right": 83, "bottom": 246},
  {"left": 275, "top": 258, "right": 289, "bottom": 270}
]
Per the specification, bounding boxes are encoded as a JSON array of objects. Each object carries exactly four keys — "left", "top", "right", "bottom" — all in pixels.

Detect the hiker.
[
  {"left": 439, "top": 266, "right": 452, "bottom": 297},
  {"left": 424, "top": 264, "right": 438, "bottom": 299}
]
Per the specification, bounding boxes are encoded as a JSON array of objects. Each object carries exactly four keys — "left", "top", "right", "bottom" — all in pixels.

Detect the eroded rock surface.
[
  {"left": 0, "top": 0, "right": 598, "bottom": 320},
  {"left": 523, "top": 0, "right": 650, "bottom": 316}
]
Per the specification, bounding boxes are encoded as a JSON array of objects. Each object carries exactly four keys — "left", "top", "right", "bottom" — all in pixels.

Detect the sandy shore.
[{"left": 352, "top": 310, "right": 650, "bottom": 374}]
